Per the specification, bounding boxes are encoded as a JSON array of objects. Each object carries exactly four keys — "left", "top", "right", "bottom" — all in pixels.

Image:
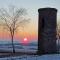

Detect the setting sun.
[
  {"left": 22, "top": 37, "right": 28, "bottom": 45},
  {"left": 24, "top": 38, "right": 28, "bottom": 42}
]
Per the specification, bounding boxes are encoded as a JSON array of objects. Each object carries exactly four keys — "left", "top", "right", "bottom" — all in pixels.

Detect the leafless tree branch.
[{"left": 0, "top": 6, "right": 30, "bottom": 53}]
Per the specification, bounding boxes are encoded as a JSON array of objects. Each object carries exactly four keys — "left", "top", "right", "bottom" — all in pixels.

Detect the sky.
[{"left": 0, "top": 0, "right": 60, "bottom": 43}]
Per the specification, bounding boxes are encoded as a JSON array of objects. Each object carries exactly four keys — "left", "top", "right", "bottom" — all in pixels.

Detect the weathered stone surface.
[{"left": 38, "top": 8, "right": 57, "bottom": 54}]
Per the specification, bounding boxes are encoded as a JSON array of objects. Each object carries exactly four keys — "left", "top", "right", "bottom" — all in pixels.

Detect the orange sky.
[
  {"left": 0, "top": 0, "right": 60, "bottom": 43},
  {"left": 0, "top": 21, "right": 38, "bottom": 42}
]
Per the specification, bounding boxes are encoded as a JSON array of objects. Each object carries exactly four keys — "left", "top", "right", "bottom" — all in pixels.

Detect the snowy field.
[
  {"left": 0, "top": 42, "right": 38, "bottom": 53},
  {"left": 0, "top": 41, "right": 60, "bottom": 60},
  {"left": 0, "top": 54, "right": 60, "bottom": 60}
]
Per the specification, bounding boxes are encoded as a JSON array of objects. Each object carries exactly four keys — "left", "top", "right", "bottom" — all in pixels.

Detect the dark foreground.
[
  {"left": 0, "top": 52, "right": 59, "bottom": 60},
  {"left": 0, "top": 51, "right": 37, "bottom": 58},
  {"left": 0, "top": 51, "right": 59, "bottom": 58}
]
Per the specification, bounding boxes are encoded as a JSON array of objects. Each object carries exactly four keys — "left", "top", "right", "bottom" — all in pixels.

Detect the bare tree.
[
  {"left": 57, "top": 22, "right": 60, "bottom": 37},
  {"left": 0, "top": 6, "right": 29, "bottom": 53},
  {"left": 57, "top": 22, "right": 60, "bottom": 52}
]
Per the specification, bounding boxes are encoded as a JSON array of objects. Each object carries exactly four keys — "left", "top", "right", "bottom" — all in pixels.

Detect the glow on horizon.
[{"left": 0, "top": 27, "right": 38, "bottom": 42}]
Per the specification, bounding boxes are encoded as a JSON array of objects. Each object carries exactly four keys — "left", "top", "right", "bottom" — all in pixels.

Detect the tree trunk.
[{"left": 11, "top": 35, "right": 15, "bottom": 53}]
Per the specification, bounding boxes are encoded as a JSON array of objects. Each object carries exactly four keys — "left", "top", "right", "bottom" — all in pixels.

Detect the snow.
[
  {"left": 0, "top": 54, "right": 60, "bottom": 60},
  {"left": 0, "top": 43, "right": 37, "bottom": 53},
  {"left": 0, "top": 41, "right": 59, "bottom": 60}
]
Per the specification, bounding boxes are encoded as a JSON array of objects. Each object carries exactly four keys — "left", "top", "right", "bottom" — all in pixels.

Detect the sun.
[
  {"left": 24, "top": 37, "right": 27, "bottom": 42},
  {"left": 22, "top": 37, "right": 28, "bottom": 45}
]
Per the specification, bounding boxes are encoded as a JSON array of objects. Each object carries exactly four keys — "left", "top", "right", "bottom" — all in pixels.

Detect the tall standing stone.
[{"left": 38, "top": 8, "right": 57, "bottom": 54}]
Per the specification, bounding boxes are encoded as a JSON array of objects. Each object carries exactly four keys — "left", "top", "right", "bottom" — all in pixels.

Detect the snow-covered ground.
[
  {"left": 0, "top": 42, "right": 38, "bottom": 53},
  {"left": 0, "top": 41, "right": 60, "bottom": 60},
  {"left": 0, "top": 54, "right": 60, "bottom": 60}
]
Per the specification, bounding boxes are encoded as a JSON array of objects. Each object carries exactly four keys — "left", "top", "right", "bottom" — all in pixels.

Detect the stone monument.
[{"left": 38, "top": 8, "right": 57, "bottom": 54}]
